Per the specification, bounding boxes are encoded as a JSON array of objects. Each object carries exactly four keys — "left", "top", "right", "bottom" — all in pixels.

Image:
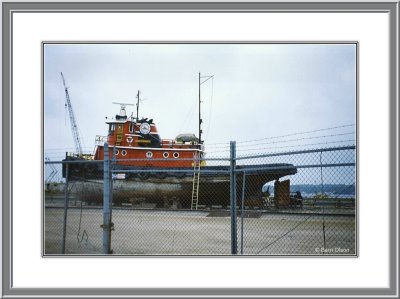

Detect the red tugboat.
[
  {"left": 93, "top": 99, "right": 204, "bottom": 170},
  {"left": 63, "top": 74, "right": 297, "bottom": 208}
]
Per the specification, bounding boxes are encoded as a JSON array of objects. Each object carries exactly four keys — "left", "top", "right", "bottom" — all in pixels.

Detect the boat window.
[
  {"left": 129, "top": 122, "right": 134, "bottom": 133},
  {"left": 163, "top": 152, "right": 169, "bottom": 158},
  {"left": 121, "top": 150, "right": 127, "bottom": 156},
  {"left": 108, "top": 124, "right": 115, "bottom": 135},
  {"left": 146, "top": 151, "right": 153, "bottom": 158},
  {"left": 173, "top": 152, "right": 179, "bottom": 158}
]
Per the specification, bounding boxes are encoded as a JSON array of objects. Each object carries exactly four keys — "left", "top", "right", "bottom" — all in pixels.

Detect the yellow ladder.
[{"left": 191, "top": 155, "right": 201, "bottom": 210}]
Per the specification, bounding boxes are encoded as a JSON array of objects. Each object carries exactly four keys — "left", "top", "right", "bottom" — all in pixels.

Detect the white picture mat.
[{"left": 12, "top": 12, "right": 389, "bottom": 288}]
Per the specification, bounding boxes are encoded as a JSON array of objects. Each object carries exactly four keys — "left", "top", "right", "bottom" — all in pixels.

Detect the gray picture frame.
[{"left": 2, "top": 2, "right": 398, "bottom": 298}]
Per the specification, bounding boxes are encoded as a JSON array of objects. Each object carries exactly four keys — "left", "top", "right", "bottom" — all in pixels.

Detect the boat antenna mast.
[
  {"left": 199, "top": 72, "right": 214, "bottom": 144},
  {"left": 136, "top": 90, "right": 140, "bottom": 120},
  {"left": 113, "top": 91, "right": 138, "bottom": 120},
  {"left": 61, "top": 72, "right": 83, "bottom": 157}
]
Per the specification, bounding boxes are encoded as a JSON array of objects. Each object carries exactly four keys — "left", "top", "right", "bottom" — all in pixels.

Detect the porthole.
[
  {"left": 121, "top": 150, "right": 127, "bottom": 156},
  {"left": 173, "top": 152, "right": 179, "bottom": 158},
  {"left": 163, "top": 152, "right": 169, "bottom": 158},
  {"left": 115, "top": 149, "right": 119, "bottom": 156},
  {"left": 126, "top": 136, "right": 133, "bottom": 143},
  {"left": 146, "top": 151, "right": 153, "bottom": 159}
]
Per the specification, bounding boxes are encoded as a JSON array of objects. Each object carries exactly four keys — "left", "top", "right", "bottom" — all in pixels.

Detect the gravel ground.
[{"left": 44, "top": 208, "right": 356, "bottom": 255}]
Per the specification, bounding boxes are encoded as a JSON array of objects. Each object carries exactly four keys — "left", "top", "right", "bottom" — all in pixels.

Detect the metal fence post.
[
  {"left": 109, "top": 146, "right": 116, "bottom": 252},
  {"left": 230, "top": 141, "right": 238, "bottom": 254},
  {"left": 61, "top": 163, "right": 69, "bottom": 254},
  {"left": 320, "top": 151, "right": 324, "bottom": 194},
  {"left": 240, "top": 173, "right": 246, "bottom": 255},
  {"left": 102, "top": 143, "right": 111, "bottom": 254}
]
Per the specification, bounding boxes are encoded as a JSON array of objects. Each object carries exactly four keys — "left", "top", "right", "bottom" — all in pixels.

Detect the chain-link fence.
[{"left": 44, "top": 145, "right": 356, "bottom": 255}]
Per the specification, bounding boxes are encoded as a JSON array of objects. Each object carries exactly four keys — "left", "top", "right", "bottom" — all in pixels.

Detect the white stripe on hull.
[{"left": 103, "top": 145, "right": 203, "bottom": 152}]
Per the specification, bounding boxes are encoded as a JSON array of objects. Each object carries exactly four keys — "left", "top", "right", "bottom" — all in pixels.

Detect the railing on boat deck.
[
  {"left": 95, "top": 135, "right": 203, "bottom": 150},
  {"left": 161, "top": 139, "right": 203, "bottom": 150},
  {"left": 160, "top": 139, "right": 174, "bottom": 147},
  {"left": 160, "top": 139, "right": 195, "bottom": 147}
]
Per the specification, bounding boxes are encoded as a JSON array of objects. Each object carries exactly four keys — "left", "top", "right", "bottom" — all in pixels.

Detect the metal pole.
[
  {"left": 322, "top": 206, "right": 326, "bottom": 253},
  {"left": 240, "top": 173, "right": 246, "bottom": 255},
  {"left": 136, "top": 90, "right": 140, "bottom": 120},
  {"left": 320, "top": 151, "right": 324, "bottom": 194},
  {"left": 230, "top": 141, "right": 237, "bottom": 254},
  {"left": 61, "top": 163, "right": 69, "bottom": 254},
  {"left": 102, "top": 143, "right": 111, "bottom": 254},
  {"left": 198, "top": 72, "right": 202, "bottom": 144},
  {"left": 109, "top": 146, "right": 116, "bottom": 253}
]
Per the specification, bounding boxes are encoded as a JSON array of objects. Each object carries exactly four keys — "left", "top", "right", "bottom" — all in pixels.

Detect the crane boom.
[{"left": 61, "top": 72, "right": 83, "bottom": 156}]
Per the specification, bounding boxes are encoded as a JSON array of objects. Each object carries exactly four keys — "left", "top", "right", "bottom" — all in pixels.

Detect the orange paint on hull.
[{"left": 95, "top": 146, "right": 202, "bottom": 168}]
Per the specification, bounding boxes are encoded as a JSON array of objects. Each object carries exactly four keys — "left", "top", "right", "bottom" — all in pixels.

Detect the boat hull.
[{"left": 62, "top": 159, "right": 297, "bottom": 208}]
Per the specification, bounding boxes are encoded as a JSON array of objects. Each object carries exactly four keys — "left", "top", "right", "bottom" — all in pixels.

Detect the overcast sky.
[{"left": 44, "top": 43, "right": 356, "bottom": 161}]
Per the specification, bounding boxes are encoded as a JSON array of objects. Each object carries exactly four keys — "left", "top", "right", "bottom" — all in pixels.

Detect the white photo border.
[{"left": 2, "top": 1, "right": 398, "bottom": 298}]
